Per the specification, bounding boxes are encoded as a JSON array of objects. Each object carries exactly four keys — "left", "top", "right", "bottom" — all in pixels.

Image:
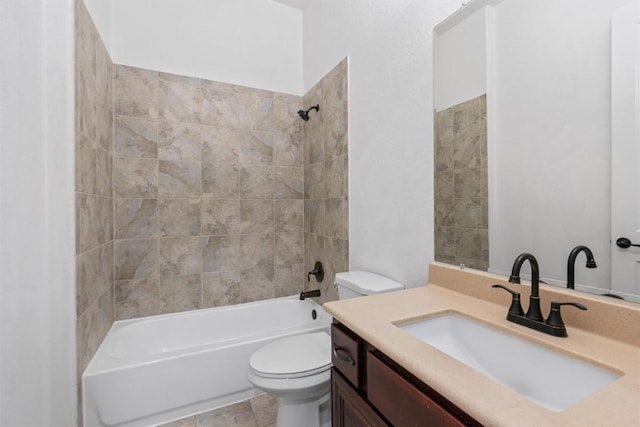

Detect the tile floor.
[{"left": 158, "top": 393, "right": 278, "bottom": 427}]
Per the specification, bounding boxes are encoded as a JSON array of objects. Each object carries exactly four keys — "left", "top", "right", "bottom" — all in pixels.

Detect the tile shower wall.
[
  {"left": 303, "top": 58, "right": 349, "bottom": 303},
  {"left": 75, "top": 0, "right": 114, "bottom": 423},
  {"left": 112, "top": 65, "right": 305, "bottom": 319},
  {"left": 434, "top": 94, "right": 488, "bottom": 270}
]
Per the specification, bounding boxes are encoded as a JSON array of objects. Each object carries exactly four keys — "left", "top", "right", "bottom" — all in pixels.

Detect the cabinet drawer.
[
  {"left": 331, "top": 324, "right": 361, "bottom": 388},
  {"left": 367, "top": 352, "right": 466, "bottom": 427}
]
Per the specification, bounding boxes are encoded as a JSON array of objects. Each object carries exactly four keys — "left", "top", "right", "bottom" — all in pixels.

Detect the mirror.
[{"left": 434, "top": 0, "right": 640, "bottom": 302}]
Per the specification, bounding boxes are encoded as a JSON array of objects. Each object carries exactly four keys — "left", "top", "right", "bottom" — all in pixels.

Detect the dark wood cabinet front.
[{"left": 331, "top": 321, "right": 481, "bottom": 427}]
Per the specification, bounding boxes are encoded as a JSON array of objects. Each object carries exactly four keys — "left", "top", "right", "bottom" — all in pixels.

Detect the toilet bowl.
[
  {"left": 248, "top": 332, "right": 332, "bottom": 427},
  {"left": 248, "top": 271, "right": 404, "bottom": 427}
]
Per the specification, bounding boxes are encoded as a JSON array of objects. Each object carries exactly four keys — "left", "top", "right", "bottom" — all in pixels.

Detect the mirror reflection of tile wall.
[{"left": 434, "top": 95, "right": 488, "bottom": 270}]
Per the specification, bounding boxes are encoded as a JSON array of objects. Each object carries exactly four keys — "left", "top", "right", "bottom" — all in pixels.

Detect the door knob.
[{"left": 616, "top": 237, "right": 640, "bottom": 249}]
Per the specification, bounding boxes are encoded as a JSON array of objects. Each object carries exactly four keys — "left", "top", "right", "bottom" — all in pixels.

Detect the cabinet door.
[
  {"left": 332, "top": 369, "right": 388, "bottom": 427},
  {"left": 367, "top": 353, "right": 467, "bottom": 427}
]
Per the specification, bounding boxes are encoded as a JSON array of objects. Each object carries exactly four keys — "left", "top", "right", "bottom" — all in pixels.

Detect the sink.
[{"left": 398, "top": 312, "right": 621, "bottom": 412}]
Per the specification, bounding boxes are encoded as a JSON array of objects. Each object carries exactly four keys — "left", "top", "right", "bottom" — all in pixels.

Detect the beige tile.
[
  {"left": 114, "top": 156, "right": 158, "bottom": 198},
  {"left": 273, "top": 131, "right": 302, "bottom": 167},
  {"left": 202, "top": 235, "right": 241, "bottom": 273},
  {"left": 434, "top": 196, "right": 455, "bottom": 227},
  {"left": 322, "top": 58, "right": 348, "bottom": 115},
  {"left": 114, "top": 64, "right": 158, "bottom": 119},
  {"left": 96, "top": 37, "right": 113, "bottom": 112},
  {"left": 158, "top": 120, "right": 203, "bottom": 161},
  {"left": 114, "top": 238, "right": 158, "bottom": 280},
  {"left": 454, "top": 227, "right": 483, "bottom": 260},
  {"left": 454, "top": 197, "right": 482, "bottom": 228},
  {"left": 304, "top": 233, "right": 324, "bottom": 274},
  {"left": 159, "top": 160, "right": 201, "bottom": 197},
  {"left": 434, "top": 225, "right": 455, "bottom": 260},
  {"left": 454, "top": 169, "right": 482, "bottom": 199},
  {"left": 240, "top": 233, "right": 274, "bottom": 270},
  {"left": 304, "top": 199, "right": 324, "bottom": 234},
  {"left": 196, "top": 400, "right": 257, "bottom": 427},
  {"left": 435, "top": 171, "right": 454, "bottom": 200},
  {"left": 76, "top": 246, "right": 100, "bottom": 317},
  {"left": 201, "top": 87, "right": 241, "bottom": 128},
  {"left": 76, "top": 129, "right": 97, "bottom": 194},
  {"left": 115, "top": 198, "right": 158, "bottom": 239},
  {"left": 274, "top": 232, "right": 303, "bottom": 266},
  {"left": 239, "top": 165, "right": 273, "bottom": 199},
  {"left": 239, "top": 91, "right": 273, "bottom": 132},
  {"left": 202, "top": 126, "right": 240, "bottom": 164},
  {"left": 273, "top": 93, "right": 302, "bottom": 135},
  {"left": 114, "top": 116, "right": 158, "bottom": 158},
  {"left": 324, "top": 109, "right": 348, "bottom": 159},
  {"left": 454, "top": 134, "right": 482, "bottom": 170},
  {"left": 160, "top": 274, "right": 201, "bottom": 313},
  {"left": 325, "top": 154, "right": 347, "bottom": 198},
  {"left": 76, "top": 288, "right": 113, "bottom": 378},
  {"left": 304, "top": 162, "right": 324, "bottom": 199},
  {"left": 323, "top": 237, "right": 348, "bottom": 303},
  {"left": 435, "top": 108, "right": 454, "bottom": 173},
  {"left": 96, "top": 106, "right": 113, "bottom": 154},
  {"left": 75, "top": 1, "right": 97, "bottom": 139},
  {"left": 453, "top": 97, "right": 480, "bottom": 142},
  {"left": 115, "top": 277, "right": 159, "bottom": 320},
  {"left": 96, "top": 195, "right": 113, "bottom": 245},
  {"left": 249, "top": 393, "right": 278, "bottom": 427},
  {"left": 305, "top": 116, "right": 324, "bottom": 165},
  {"left": 159, "top": 237, "right": 202, "bottom": 277},
  {"left": 76, "top": 193, "right": 100, "bottom": 254},
  {"left": 239, "top": 130, "right": 273, "bottom": 165},
  {"left": 159, "top": 198, "right": 201, "bottom": 237},
  {"left": 159, "top": 72, "right": 201, "bottom": 87},
  {"left": 202, "top": 271, "right": 241, "bottom": 308},
  {"left": 158, "top": 80, "right": 203, "bottom": 123},
  {"left": 325, "top": 198, "right": 346, "bottom": 239},
  {"left": 239, "top": 200, "right": 273, "bottom": 234},
  {"left": 274, "top": 167, "right": 303, "bottom": 199},
  {"left": 202, "top": 162, "right": 239, "bottom": 199},
  {"left": 240, "top": 266, "right": 274, "bottom": 303},
  {"left": 95, "top": 147, "right": 112, "bottom": 197},
  {"left": 275, "top": 199, "right": 303, "bottom": 233},
  {"left": 274, "top": 265, "right": 304, "bottom": 298},
  {"left": 201, "top": 199, "right": 241, "bottom": 236}
]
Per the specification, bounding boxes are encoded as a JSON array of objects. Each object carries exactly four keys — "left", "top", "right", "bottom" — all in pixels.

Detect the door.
[{"left": 611, "top": 0, "right": 640, "bottom": 298}]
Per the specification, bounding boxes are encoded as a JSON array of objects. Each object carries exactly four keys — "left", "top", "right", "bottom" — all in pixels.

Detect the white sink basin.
[{"left": 398, "top": 312, "right": 621, "bottom": 412}]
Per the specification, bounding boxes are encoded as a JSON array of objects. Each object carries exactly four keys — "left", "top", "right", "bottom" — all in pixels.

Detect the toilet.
[{"left": 248, "top": 271, "right": 404, "bottom": 427}]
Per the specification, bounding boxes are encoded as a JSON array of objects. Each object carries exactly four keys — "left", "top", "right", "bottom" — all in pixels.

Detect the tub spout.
[{"left": 300, "top": 289, "right": 321, "bottom": 300}]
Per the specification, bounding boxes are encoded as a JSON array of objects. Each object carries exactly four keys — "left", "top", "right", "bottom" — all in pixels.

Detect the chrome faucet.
[
  {"left": 493, "top": 253, "right": 587, "bottom": 337},
  {"left": 566, "top": 245, "right": 597, "bottom": 289}
]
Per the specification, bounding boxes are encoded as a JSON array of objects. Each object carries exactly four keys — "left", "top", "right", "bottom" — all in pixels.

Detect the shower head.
[{"left": 297, "top": 104, "right": 320, "bottom": 121}]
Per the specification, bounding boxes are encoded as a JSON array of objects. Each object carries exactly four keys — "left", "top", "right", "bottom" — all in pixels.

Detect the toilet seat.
[{"left": 249, "top": 332, "right": 331, "bottom": 379}]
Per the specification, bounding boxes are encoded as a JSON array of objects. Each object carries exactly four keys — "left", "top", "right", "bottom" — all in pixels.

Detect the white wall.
[
  {"left": 303, "top": 0, "right": 462, "bottom": 287},
  {"left": 83, "top": 0, "right": 112, "bottom": 51},
  {"left": 489, "top": 0, "right": 630, "bottom": 288},
  {"left": 435, "top": 7, "right": 488, "bottom": 111},
  {"left": 110, "top": 0, "right": 303, "bottom": 95},
  {"left": 0, "top": 0, "right": 76, "bottom": 425}
]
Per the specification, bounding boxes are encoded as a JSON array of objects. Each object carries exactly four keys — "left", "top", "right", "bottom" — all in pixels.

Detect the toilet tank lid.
[{"left": 335, "top": 271, "right": 404, "bottom": 295}]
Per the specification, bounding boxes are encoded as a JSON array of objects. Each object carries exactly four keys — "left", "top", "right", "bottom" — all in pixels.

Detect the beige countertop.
[{"left": 323, "top": 263, "right": 640, "bottom": 427}]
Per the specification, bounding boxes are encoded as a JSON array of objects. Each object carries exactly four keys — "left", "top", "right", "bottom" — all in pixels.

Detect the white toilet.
[{"left": 248, "top": 271, "right": 404, "bottom": 427}]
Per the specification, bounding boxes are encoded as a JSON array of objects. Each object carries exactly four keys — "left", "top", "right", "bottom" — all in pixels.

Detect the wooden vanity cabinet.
[{"left": 331, "top": 321, "right": 481, "bottom": 427}]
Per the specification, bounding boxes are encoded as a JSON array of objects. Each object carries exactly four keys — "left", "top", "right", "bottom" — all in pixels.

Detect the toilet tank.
[{"left": 335, "top": 271, "right": 404, "bottom": 299}]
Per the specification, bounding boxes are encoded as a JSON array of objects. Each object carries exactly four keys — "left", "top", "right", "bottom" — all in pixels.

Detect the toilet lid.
[{"left": 249, "top": 332, "right": 331, "bottom": 378}]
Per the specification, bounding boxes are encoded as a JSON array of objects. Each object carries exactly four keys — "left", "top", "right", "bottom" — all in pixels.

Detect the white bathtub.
[{"left": 82, "top": 296, "right": 331, "bottom": 427}]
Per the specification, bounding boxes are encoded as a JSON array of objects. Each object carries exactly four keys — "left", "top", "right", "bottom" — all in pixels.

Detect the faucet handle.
[
  {"left": 492, "top": 284, "right": 525, "bottom": 316},
  {"left": 546, "top": 301, "right": 588, "bottom": 328}
]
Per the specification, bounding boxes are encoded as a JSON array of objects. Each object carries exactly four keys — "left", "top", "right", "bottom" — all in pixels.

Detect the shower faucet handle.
[{"left": 307, "top": 261, "right": 324, "bottom": 283}]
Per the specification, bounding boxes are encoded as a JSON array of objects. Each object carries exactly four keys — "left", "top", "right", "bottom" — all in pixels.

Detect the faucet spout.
[
  {"left": 566, "top": 245, "right": 597, "bottom": 289},
  {"left": 509, "top": 253, "right": 543, "bottom": 321}
]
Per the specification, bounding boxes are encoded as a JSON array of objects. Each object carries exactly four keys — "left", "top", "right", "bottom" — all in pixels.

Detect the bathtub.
[{"left": 82, "top": 296, "right": 331, "bottom": 427}]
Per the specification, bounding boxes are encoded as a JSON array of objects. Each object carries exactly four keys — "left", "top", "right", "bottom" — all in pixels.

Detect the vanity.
[{"left": 323, "top": 263, "right": 640, "bottom": 426}]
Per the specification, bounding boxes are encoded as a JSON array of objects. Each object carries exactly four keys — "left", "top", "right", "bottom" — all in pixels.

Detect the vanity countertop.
[{"left": 323, "top": 263, "right": 640, "bottom": 427}]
